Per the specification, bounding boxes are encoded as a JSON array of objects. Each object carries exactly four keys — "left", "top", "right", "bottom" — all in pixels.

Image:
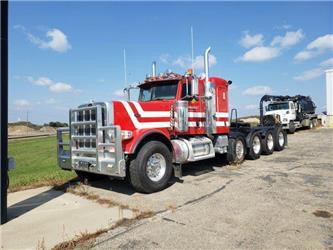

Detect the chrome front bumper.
[{"left": 57, "top": 103, "right": 126, "bottom": 178}]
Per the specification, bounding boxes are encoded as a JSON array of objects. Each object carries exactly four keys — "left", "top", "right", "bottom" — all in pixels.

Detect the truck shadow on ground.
[
  {"left": 85, "top": 155, "right": 229, "bottom": 195},
  {"left": 7, "top": 186, "right": 65, "bottom": 222},
  {"left": 6, "top": 156, "right": 229, "bottom": 221}
]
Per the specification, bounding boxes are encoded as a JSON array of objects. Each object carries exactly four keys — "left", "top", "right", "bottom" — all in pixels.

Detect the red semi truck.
[{"left": 57, "top": 47, "right": 287, "bottom": 193}]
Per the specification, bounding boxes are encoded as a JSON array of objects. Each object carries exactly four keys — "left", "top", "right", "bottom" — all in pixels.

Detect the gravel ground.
[{"left": 80, "top": 128, "right": 333, "bottom": 249}]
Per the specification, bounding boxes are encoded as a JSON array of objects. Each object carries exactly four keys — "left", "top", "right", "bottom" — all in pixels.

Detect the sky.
[{"left": 9, "top": 1, "right": 333, "bottom": 124}]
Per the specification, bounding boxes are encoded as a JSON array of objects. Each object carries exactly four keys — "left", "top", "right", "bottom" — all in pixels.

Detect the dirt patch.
[
  {"left": 39, "top": 126, "right": 56, "bottom": 133},
  {"left": 313, "top": 210, "right": 332, "bottom": 218},
  {"left": 51, "top": 211, "right": 155, "bottom": 250},
  {"left": 8, "top": 178, "right": 79, "bottom": 193},
  {"left": 65, "top": 184, "right": 132, "bottom": 210}
]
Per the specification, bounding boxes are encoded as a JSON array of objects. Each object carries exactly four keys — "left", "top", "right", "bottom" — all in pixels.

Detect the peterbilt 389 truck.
[
  {"left": 260, "top": 95, "right": 317, "bottom": 134},
  {"left": 57, "top": 47, "right": 287, "bottom": 193}
]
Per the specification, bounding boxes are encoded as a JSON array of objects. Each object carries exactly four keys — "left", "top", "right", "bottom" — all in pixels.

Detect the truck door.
[
  {"left": 290, "top": 102, "right": 297, "bottom": 120},
  {"left": 179, "top": 79, "right": 205, "bottom": 135}
]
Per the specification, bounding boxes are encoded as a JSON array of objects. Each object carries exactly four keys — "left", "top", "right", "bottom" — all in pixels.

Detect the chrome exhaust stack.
[
  {"left": 152, "top": 61, "right": 157, "bottom": 77},
  {"left": 203, "top": 47, "right": 216, "bottom": 136},
  {"left": 204, "top": 47, "right": 211, "bottom": 88}
]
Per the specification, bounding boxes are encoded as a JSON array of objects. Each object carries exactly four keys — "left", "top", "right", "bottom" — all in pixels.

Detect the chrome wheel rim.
[
  {"left": 252, "top": 136, "right": 261, "bottom": 154},
  {"left": 146, "top": 153, "right": 166, "bottom": 182},
  {"left": 310, "top": 122, "right": 313, "bottom": 128},
  {"left": 235, "top": 140, "right": 244, "bottom": 160},
  {"left": 278, "top": 132, "right": 284, "bottom": 146},
  {"left": 267, "top": 134, "right": 274, "bottom": 150}
]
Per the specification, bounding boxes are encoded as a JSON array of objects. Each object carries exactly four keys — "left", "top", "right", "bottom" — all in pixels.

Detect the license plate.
[{"left": 79, "top": 161, "right": 90, "bottom": 169}]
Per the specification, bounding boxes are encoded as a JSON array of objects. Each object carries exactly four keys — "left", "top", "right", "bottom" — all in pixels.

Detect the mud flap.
[{"left": 173, "top": 164, "right": 182, "bottom": 178}]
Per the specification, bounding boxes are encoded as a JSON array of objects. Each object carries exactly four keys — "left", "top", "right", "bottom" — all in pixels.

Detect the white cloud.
[
  {"left": 294, "top": 50, "right": 318, "bottom": 61},
  {"left": 239, "top": 31, "right": 264, "bottom": 49},
  {"left": 173, "top": 56, "right": 188, "bottom": 68},
  {"left": 242, "top": 85, "right": 273, "bottom": 96},
  {"left": 193, "top": 54, "right": 217, "bottom": 70},
  {"left": 173, "top": 54, "right": 217, "bottom": 70},
  {"left": 293, "top": 57, "right": 333, "bottom": 81},
  {"left": 27, "top": 76, "right": 53, "bottom": 86},
  {"left": 49, "top": 82, "right": 73, "bottom": 93},
  {"left": 238, "top": 46, "right": 280, "bottom": 62},
  {"left": 245, "top": 104, "right": 258, "bottom": 110},
  {"left": 159, "top": 54, "right": 170, "bottom": 64},
  {"left": 21, "top": 75, "right": 74, "bottom": 93},
  {"left": 293, "top": 68, "right": 323, "bottom": 81},
  {"left": 15, "top": 25, "right": 71, "bottom": 53},
  {"left": 294, "top": 34, "right": 333, "bottom": 61},
  {"left": 307, "top": 34, "right": 333, "bottom": 50},
  {"left": 320, "top": 58, "right": 333, "bottom": 68},
  {"left": 14, "top": 99, "right": 31, "bottom": 109},
  {"left": 114, "top": 89, "right": 125, "bottom": 97},
  {"left": 271, "top": 29, "right": 304, "bottom": 48}
]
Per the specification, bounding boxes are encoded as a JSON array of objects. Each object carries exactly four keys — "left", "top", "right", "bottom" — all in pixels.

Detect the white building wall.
[{"left": 326, "top": 69, "right": 333, "bottom": 127}]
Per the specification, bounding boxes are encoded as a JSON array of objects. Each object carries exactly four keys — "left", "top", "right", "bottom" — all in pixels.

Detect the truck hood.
[
  {"left": 112, "top": 100, "right": 173, "bottom": 130},
  {"left": 265, "top": 110, "right": 290, "bottom": 124}
]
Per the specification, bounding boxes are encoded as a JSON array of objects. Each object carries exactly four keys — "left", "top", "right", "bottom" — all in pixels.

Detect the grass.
[{"left": 8, "top": 136, "right": 76, "bottom": 192}]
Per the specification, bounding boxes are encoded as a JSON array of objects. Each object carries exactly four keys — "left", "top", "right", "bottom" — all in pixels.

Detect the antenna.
[
  {"left": 191, "top": 26, "right": 194, "bottom": 75},
  {"left": 123, "top": 48, "right": 127, "bottom": 86}
]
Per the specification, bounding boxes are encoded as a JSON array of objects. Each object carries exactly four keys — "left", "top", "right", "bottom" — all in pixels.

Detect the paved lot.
[
  {"left": 1, "top": 187, "right": 134, "bottom": 249},
  {"left": 1, "top": 128, "right": 332, "bottom": 249},
  {"left": 89, "top": 128, "right": 333, "bottom": 249}
]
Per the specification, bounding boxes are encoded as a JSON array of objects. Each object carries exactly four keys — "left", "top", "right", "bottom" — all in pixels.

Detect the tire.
[
  {"left": 129, "top": 141, "right": 173, "bottom": 193},
  {"left": 262, "top": 130, "right": 275, "bottom": 155},
  {"left": 227, "top": 135, "right": 246, "bottom": 165},
  {"left": 312, "top": 119, "right": 318, "bottom": 128},
  {"left": 246, "top": 132, "right": 262, "bottom": 160},
  {"left": 75, "top": 170, "right": 103, "bottom": 182},
  {"left": 274, "top": 127, "right": 287, "bottom": 151},
  {"left": 288, "top": 122, "right": 296, "bottom": 134}
]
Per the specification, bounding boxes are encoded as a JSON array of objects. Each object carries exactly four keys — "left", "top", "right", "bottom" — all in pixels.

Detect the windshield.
[
  {"left": 267, "top": 102, "right": 289, "bottom": 111},
  {"left": 138, "top": 80, "right": 179, "bottom": 101}
]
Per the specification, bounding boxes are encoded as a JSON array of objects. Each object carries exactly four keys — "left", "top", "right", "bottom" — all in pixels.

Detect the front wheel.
[
  {"left": 227, "top": 135, "right": 246, "bottom": 165},
  {"left": 129, "top": 141, "right": 173, "bottom": 193}
]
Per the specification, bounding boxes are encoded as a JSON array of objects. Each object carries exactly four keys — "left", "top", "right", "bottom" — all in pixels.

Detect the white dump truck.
[{"left": 259, "top": 95, "right": 318, "bottom": 134}]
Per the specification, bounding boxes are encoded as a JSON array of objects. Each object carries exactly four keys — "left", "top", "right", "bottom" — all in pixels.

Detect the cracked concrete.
[{"left": 87, "top": 128, "right": 333, "bottom": 249}]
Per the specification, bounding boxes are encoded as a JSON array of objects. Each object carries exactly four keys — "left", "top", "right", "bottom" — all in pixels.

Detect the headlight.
[{"left": 121, "top": 130, "right": 133, "bottom": 140}]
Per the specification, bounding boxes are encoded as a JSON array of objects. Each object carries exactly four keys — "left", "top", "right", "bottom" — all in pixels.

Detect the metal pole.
[
  {"left": 191, "top": 26, "right": 194, "bottom": 75},
  {"left": 26, "top": 111, "right": 29, "bottom": 135},
  {"left": 123, "top": 48, "right": 127, "bottom": 86},
  {"left": 1, "top": 0, "right": 9, "bottom": 225}
]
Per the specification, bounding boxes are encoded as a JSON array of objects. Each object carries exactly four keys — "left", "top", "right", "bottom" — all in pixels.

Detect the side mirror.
[{"left": 191, "top": 78, "right": 199, "bottom": 96}]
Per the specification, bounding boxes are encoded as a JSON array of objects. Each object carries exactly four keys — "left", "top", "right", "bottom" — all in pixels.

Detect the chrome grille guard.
[{"left": 57, "top": 102, "right": 125, "bottom": 177}]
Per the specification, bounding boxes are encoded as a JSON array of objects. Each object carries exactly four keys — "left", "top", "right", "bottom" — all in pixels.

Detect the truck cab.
[
  {"left": 57, "top": 47, "right": 288, "bottom": 193},
  {"left": 264, "top": 101, "right": 297, "bottom": 128}
]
